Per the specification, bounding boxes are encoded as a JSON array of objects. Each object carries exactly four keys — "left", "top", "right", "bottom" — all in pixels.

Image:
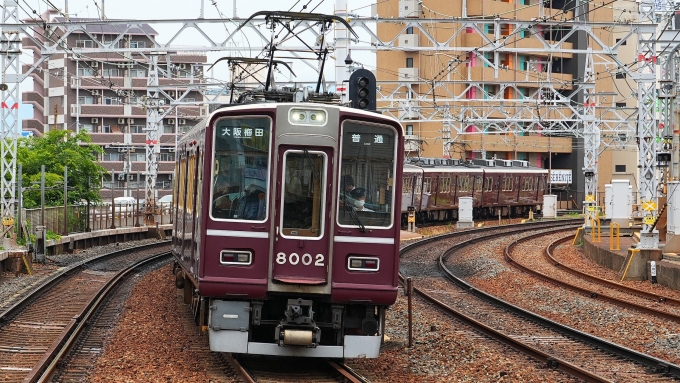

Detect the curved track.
[
  {"left": 505, "top": 230, "right": 680, "bottom": 321},
  {"left": 400, "top": 221, "right": 680, "bottom": 382}
]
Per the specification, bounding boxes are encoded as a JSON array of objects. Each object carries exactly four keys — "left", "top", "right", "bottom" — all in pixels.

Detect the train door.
[{"left": 272, "top": 147, "right": 332, "bottom": 285}]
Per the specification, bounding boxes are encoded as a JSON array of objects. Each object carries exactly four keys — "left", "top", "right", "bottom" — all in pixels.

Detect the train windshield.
[
  {"left": 338, "top": 121, "right": 397, "bottom": 228},
  {"left": 211, "top": 116, "right": 271, "bottom": 221}
]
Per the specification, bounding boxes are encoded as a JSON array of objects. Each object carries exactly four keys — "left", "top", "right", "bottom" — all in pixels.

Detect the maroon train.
[
  {"left": 171, "top": 102, "right": 404, "bottom": 358},
  {"left": 401, "top": 158, "right": 549, "bottom": 224}
]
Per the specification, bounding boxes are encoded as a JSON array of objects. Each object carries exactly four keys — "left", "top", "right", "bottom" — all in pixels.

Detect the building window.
[
  {"left": 616, "top": 102, "right": 627, "bottom": 108},
  {"left": 102, "top": 68, "right": 121, "bottom": 77},
  {"left": 163, "top": 125, "right": 175, "bottom": 134},
  {"left": 615, "top": 165, "right": 626, "bottom": 173},
  {"left": 406, "top": 58, "right": 413, "bottom": 68},
  {"left": 76, "top": 40, "right": 94, "bottom": 48},
  {"left": 130, "top": 69, "right": 146, "bottom": 78},
  {"left": 129, "top": 41, "right": 146, "bottom": 48},
  {"left": 615, "top": 38, "right": 627, "bottom": 46},
  {"left": 103, "top": 152, "right": 119, "bottom": 161},
  {"left": 130, "top": 125, "right": 145, "bottom": 133},
  {"left": 406, "top": 26, "right": 414, "bottom": 34},
  {"left": 406, "top": 124, "right": 413, "bottom": 135},
  {"left": 78, "top": 96, "right": 94, "bottom": 104},
  {"left": 78, "top": 67, "right": 96, "bottom": 77},
  {"left": 104, "top": 97, "right": 123, "bottom": 105},
  {"left": 615, "top": 72, "right": 626, "bottom": 79},
  {"left": 80, "top": 124, "right": 93, "bottom": 132},
  {"left": 102, "top": 38, "right": 120, "bottom": 48},
  {"left": 103, "top": 125, "right": 112, "bottom": 133}
]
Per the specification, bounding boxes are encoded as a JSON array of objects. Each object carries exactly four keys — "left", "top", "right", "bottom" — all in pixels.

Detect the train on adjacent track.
[
  {"left": 170, "top": 102, "right": 404, "bottom": 358},
  {"left": 400, "top": 158, "right": 549, "bottom": 224}
]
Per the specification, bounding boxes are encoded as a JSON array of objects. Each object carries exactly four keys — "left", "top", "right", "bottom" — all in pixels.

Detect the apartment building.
[
  {"left": 376, "top": 0, "right": 638, "bottom": 203},
  {"left": 21, "top": 10, "right": 208, "bottom": 199}
]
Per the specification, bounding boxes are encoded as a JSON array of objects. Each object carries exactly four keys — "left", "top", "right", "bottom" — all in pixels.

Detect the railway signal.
[{"left": 349, "top": 68, "right": 376, "bottom": 111}]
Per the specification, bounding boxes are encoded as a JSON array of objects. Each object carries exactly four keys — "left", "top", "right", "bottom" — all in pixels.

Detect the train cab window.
[
  {"left": 502, "top": 176, "right": 513, "bottom": 191},
  {"left": 338, "top": 121, "right": 397, "bottom": 228},
  {"left": 281, "top": 151, "right": 326, "bottom": 238},
  {"left": 211, "top": 117, "right": 271, "bottom": 221}
]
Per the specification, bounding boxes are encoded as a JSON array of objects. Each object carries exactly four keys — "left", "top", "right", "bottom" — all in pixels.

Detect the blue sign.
[{"left": 20, "top": 131, "right": 33, "bottom": 137}]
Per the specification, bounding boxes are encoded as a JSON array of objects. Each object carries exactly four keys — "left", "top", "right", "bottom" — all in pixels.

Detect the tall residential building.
[
  {"left": 21, "top": 10, "right": 208, "bottom": 199},
  {"left": 376, "top": 0, "right": 638, "bottom": 203}
]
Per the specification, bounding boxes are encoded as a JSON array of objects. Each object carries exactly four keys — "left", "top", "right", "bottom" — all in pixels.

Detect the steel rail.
[
  {"left": 33, "top": 250, "right": 172, "bottom": 383},
  {"left": 545, "top": 235, "right": 680, "bottom": 305},
  {"left": 505, "top": 229, "right": 680, "bottom": 321},
  {"left": 0, "top": 241, "right": 170, "bottom": 321},
  {"left": 401, "top": 222, "right": 680, "bottom": 381},
  {"left": 490, "top": 229, "right": 680, "bottom": 378}
]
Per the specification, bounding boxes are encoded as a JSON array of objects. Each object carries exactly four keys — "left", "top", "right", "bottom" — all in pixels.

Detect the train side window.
[
  {"left": 211, "top": 117, "right": 271, "bottom": 221},
  {"left": 423, "top": 177, "right": 432, "bottom": 194}
]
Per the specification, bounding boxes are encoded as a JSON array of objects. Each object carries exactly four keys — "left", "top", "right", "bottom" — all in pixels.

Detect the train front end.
[{"left": 189, "top": 103, "right": 403, "bottom": 358}]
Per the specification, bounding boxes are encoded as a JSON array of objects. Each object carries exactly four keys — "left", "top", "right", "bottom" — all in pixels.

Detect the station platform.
[
  {"left": 580, "top": 228, "right": 680, "bottom": 290},
  {"left": 0, "top": 224, "right": 173, "bottom": 274},
  {"left": 400, "top": 230, "right": 424, "bottom": 242}
]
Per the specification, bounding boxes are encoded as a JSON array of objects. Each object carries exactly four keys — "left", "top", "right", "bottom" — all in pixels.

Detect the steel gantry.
[
  {"left": 0, "top": 1, "right": 20, "bottom": 235},
  {"left": 0, "top": 1, "right": 670, "bottom": 240},
  {"left": 636, "top": 0, "right": 675, "bottom": 249}
]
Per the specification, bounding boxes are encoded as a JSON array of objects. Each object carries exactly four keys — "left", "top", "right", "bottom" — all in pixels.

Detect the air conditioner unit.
[
  {"left": 168, "top": 119, "right": 175, "bottom": 125},
  {"left": 179, "top": 119, "right": 186, "bottom": 125},
  {"left": 179, "top": 64, "right": 186, "bottom": 69},
  {"left": 128, "top": 118, "right": 134, "bottom": 124},
  {"left": 168, "top": 148, "right": 176, "bottom": 153},
  {"left": 168, "top": 174, "right": 173, "bottom": 180},
  {"left": 91, "top": 90, "right": 99, "bottom": 96},
  {"left": 128, "top": 174, "right": 135, "bottom": 181},
  {"left": 118, "top": 118, "right": 125, "bottom": 124},
  {"left": 91, "top": 117, "right": 99, "bottom": 123}
]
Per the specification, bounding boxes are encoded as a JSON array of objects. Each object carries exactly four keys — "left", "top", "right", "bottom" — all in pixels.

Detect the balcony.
[
  {"left": 467, "top": 0, "right": 514, "bottom": 17},
  {"left": 398, "top": 67, "right": 419, "bottom": 81},
  {"left": 458, "top": 134, "right": 573, "bottom": 153},
  {"left": 404, "top": 135, "right": 420, "bottom": 152},
  {"left": 22, "top": 91, "right": 44, "bottom": 111},
  {"left": 398, "top": 34, "right": 419, "bottom": 52},
  {"left": 22, "top": 119, "right": 44, "bottom": 136}
]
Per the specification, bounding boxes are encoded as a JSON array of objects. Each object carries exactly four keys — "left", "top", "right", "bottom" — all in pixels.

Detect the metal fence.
[{"left": 21, "top": 202, "right": 174, "bottom": 236}]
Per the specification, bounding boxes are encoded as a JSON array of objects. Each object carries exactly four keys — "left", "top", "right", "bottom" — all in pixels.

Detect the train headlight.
[
  {"left": 220, "top": 250, "right": 252, "bottom": 266},
  {"left": 347, "top": 256, "right": 380, "bottom": 272},
  {"left": 289, "top": 108, "right": 327, "bottom": 126}
]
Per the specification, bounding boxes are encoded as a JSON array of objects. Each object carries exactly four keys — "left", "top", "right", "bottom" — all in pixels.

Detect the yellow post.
[
  {"left": 609, "top": 222, "right": 620, "bottom": 251},
  {"left": 621, "top": 249, "right": 639, "bottom": 281},
  {"left": 21, "top": 254, "right": 32, "bottom": 275},
  {"left": 572, "top": 227, "right": 583, "bottom": 245},
  {"left": 589, "top": 216, "right": 601, "bottom": 243}
]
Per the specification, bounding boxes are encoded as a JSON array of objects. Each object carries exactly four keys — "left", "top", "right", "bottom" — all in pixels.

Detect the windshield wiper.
[{"left": 341, "top": 195, "right": 365, "bottom": 233}]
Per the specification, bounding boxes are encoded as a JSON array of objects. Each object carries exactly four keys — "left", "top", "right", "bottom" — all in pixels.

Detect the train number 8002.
[{"left": 276, "top": 252, "right": 325, "bottom": 267}]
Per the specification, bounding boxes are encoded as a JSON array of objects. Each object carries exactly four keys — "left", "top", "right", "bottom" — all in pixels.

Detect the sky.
[{"left": 18, "top": 0, "right": 377, "bottom": 123}]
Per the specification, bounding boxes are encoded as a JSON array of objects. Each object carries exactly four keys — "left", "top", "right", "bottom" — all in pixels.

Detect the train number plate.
[{"left": 276, "top": 252, "right": 325, "bottom": 267}]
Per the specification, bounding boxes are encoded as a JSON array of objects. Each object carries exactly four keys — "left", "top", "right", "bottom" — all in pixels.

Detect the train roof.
[{"left": 404, "top": 158, "right": 547, "bottom": 173}]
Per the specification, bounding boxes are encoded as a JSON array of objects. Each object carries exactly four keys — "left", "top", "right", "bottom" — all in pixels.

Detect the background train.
[
  {"left": 401, "top": 158, "right": 549, "bottom": 224},
  {"left": 171, "top": 102, "right": 404, "bottom": 358}
]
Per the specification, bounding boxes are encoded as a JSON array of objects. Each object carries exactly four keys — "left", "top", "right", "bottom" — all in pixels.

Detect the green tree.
[{"left": 18, "top": 130, "right": 108, "bottom": 208}]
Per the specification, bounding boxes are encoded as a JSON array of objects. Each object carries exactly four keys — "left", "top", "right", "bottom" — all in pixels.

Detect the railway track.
[
  {"left": 506, "top": 230, "right": 680, "bottom": 321},
  {"left": 233, "top": 355, "right": 370, "bottom": 383},
  {"left": 400, "top": 221, "right": 680, "bottom": 382},
  {"left": 0, "top": 241, "right": 171, "bottom": 383}
]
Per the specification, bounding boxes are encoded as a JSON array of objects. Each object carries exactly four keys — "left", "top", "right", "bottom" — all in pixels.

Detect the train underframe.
[
  {"left": 402, "top": 204, "right": 542, "bottom": 226},
  {"left": 173, "top": 263, "right": 386, "bottom": 358}
]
